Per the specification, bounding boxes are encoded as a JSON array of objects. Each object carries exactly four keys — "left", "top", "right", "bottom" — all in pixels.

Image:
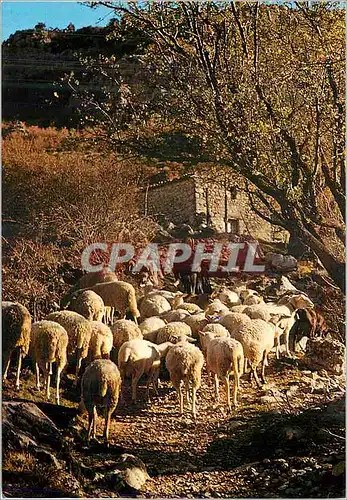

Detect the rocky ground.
[{"left": 2, "top": 352, "right": 345, "bottom": 498}]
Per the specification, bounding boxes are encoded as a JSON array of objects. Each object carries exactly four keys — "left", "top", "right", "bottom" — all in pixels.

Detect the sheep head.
[
  {"left": 172, "top": 293, "right": 184, "bottom": 309},
  {"left": 156, "top": 341, "right": 174, "bottom": 357},
  {"left": 288, "top": 294, "right": 314, "bottom": 310}
]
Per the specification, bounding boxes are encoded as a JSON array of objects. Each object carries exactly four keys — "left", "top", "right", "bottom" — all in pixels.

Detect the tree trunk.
[{"left": 295, "top": 224, "right": 345, "bottom": 292}]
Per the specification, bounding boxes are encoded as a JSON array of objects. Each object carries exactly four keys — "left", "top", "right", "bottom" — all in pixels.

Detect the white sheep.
[
  {"left": 118, "top": 339, "right": 173, "bottom": 403},
  {"left": 111, "top": 319, "right": 143, "bottom": 354},
  {"left": 31, "top": 320, "right": 68, "bottom": 405},
  {"left": 138, "top": 316, "right": 166, "bottom": 342},
  {"left": 2, "top": 301, "right": 31, "bottom": 389},
  {"left": 175, "top": 303, "right": 203, "bottom": 314},
  {"left": 199, "top": 326, "right": 230, "bottom": 357},
  {"left": 230, "top": 319, "right": 275, "bottom": 387},
  {"left": 45, "top": 310, "right": 92, "bottom": 386},
  {"left": 76, "top": 270, "right": 118, "bottom": 289},
  {"left": 61, "top": 270, "right": 117, "bottom": 309},
  {"left": 67, "top": 290, "right": 105, "bottom": 322},
  {"left": 243, "top": 293, "right": 314, "bottom": 357},
  {"left": 206, "top": 337, "right": 244, "bottom": 410},
  {"left": 213, "top": 287, "right": 241, "bottom": 307},
  {"left": 80, "top": 281, "right": 140, "bottom": 324},
  {"left": 88, "top": 321, "right": 113, "bottom": 362},
  {"left": 161, "top": 308, "right": 190, "bottom": 323},
  {"left": 183, "top": 312, "right": 208, "bottom": 338},
  {"left": 165, "top": 342, "right": 204, "bottom": 418},
  {"left": 147, "top": 289, "right": 183, "bottom": 306},
  {"left": 202, "top": 323, "right": 231, "bottom": 335},
  {"left": 204, "top": 299, "right": 230, "bottom": 319},
  {"left": 140, "top": 294, "right": 171, "bottom": 319},
  {"left": 242, "top": 304, "right": 272, "bottom": 322},
  {"left": 230, "top": 305, "right": 248, "bottom": 313},
  {"left": 219, "top": 312, "right": 252, "bottom": 333},
  {"left": 242, "top": 290, "right": 264, "bottom": 306},
  {"left": 156, "top": 322, "right": 194, "bottom": 344},
  {"left": 80, "top": 359, "right": 121, "bottom": 443}
]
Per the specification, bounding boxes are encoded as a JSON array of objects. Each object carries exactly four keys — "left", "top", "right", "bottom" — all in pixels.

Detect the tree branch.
[{"left": 231, "top": 2, "right": 249, "bottom": 57}]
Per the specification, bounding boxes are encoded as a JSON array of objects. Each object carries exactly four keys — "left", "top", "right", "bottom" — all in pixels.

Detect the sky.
[{"left": 2, "top": 1, "right": 114, "bottom": 41}]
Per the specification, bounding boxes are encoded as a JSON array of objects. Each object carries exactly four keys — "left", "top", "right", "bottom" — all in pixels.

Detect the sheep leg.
[
  {"left": 15, "top": 350, "right": 23, "bottom": 389},
  {"left": 251, "top": 365, "right": 262, "bottom": 388},
  {"left": 131, "top": 373, "right": 141, "bottom": 404},
  {"left": 191, "top": 386, "right": 197, "bottom": 419},
  {"left": 2, "top": 353, "right": 12, "bottom": 382},
  {"left": 56, "top": 364, "right": 63, "bottom": 405},
  {"left": 274, "top": 337, "right": 280, "bottom": 359},
  {"left": 243, "top": 358, "right": 248, "bottom": 373},
  {"left": 214, "top": 374, "right": 220, "bottom": 402},
  {"left": 87, "top": 406, "right": 96, "bottom": 442},
  {"left": 110, "top": 307, "right": 115, "bottom": 324},
  {"left": 184, "top": 380, "right": 191, "bottom": 409},
  {"left": 146, "top": 369, "right": 158, "bottom": 401},
  {"left": 104, "top": 307, "right": 109, "bottom": 324},
  {"left": 46, "top": 362, "right": 52, "bottom": 400},
  {"left": 205, "top": 361, "right": 213, "bottom": 386},
  {"left": 150, "top": 369, "right": 160, "bottom": 398},
  {"left": 103, "top": 407, "right": 114, "bottom": 444},
  {"left": 185, "top": 390, "right": 191, "bottom": 406},
  {"left": 35, "top": 362, "right": 41, "bottom": 390},
  {"left": 74, "top": 349, "right": 82, "bottom": 387},
  {"left": 284, "top": 329, "right": 291, "bottom": 357},
  {"left": 233, "top": 368, "right": 240, "bottom": 407},
  {"left": 92, "top": 407, "right": 97, "bottom": 439},
  {"left": 224, "top": 375, "right": 231, "bottom": 412},
  {"left": 178, "top": 385, "right": 184, "bottom": 416},
  {"left": 261, "top": 350, "right": 269, "bottom": 385},
  {"left": 185, "top": 380, "right": 191, "bottom": 403}
]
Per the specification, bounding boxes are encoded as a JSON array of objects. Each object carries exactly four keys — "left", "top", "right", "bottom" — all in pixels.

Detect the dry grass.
[
  {"left": 3, "top": 450, "right": 38, "bottom": 473},
  {"left": 2, "top": 123, "right": 158, "bottom": 319}
]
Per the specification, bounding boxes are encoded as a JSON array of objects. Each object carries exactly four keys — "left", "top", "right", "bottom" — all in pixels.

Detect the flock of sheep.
[{"left": 3, "top": 269, "right": 316, "bottom": 444}]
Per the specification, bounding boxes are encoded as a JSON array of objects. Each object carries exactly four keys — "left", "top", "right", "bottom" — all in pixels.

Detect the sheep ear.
[
  {"left": 187, "top": 336, "right": 197, "bottom": 342},
  {"left": 198, "top": 331, "right": 206, "bottom": 336}
]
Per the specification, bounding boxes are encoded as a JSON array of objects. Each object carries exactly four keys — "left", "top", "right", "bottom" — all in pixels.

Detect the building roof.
[{"left": 141, "top": 173, "right": 194, "bottom": 190}]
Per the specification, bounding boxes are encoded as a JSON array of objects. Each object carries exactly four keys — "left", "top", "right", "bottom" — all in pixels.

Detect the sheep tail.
[
  {"left": 99, "top": 378, "right": 108, "bottom": 398},
  {"left": 189, "top": 364, "right": 202, "bottom": 389},
  {"left": 238, "top": 349, "right": 245, "bottom": 376},
  {"left": 120, "top": 347, "right": 131, "bottom": 366},
  {"left": 118, "top": 347, "right": 131, "bottom": 381},
  {"left": 48, "top": 338, "right": 57, "bottom": 364},
  {"left": 263, "top": 350, "right": 269, "bottom": 367},
  {"left": 21, "top": 311, "right": 32, "bottom": 356},
  {"left": 128, "top": 289, "right": 140, "bottom": 318}
]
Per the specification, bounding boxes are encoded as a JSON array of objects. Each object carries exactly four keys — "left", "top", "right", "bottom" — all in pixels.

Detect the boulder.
[
  {"left": 2, "top": 401, "right": 83, "bottom": 497},
  {"left": 94, "top": 453, "right": 150, "bottom": 492},
  {"left": 265, "top": 253, "right": 298, "bottom": 272},
  {"left": 3, "top": 401, "right": 64, "bottom": 465},
  {"left": 305, "top": 337, "right": 345, "bottom": 375}
]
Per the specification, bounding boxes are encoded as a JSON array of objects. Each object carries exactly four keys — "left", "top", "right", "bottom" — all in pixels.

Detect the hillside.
[{"left": 2, "top": 20, "right": 149, "bottom": 126}]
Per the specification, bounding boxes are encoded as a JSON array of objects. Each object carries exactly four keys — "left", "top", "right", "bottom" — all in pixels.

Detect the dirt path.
[{"left": 3, "top": 356, "right": 345, "bottom": 498}]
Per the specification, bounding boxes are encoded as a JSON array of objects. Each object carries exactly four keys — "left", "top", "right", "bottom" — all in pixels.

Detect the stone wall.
[
  {"left": 139, "top": 175, "right": 288, "bottom": 242},
  {"left": 139, "top": 178, "right": 197, "bottom": 226},
  {"left": 194, "top": 177, "right": 277, "bottom": 241}
]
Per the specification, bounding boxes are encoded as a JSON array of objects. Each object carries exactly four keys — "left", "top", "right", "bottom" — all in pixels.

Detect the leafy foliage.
[{"left": 69, "top": 1, "right": 345, "bottom": 288}]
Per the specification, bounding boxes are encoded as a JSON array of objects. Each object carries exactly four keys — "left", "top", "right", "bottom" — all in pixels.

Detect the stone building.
[{"left": 139, "top": 174, "right": 286, "bottom": 242}]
